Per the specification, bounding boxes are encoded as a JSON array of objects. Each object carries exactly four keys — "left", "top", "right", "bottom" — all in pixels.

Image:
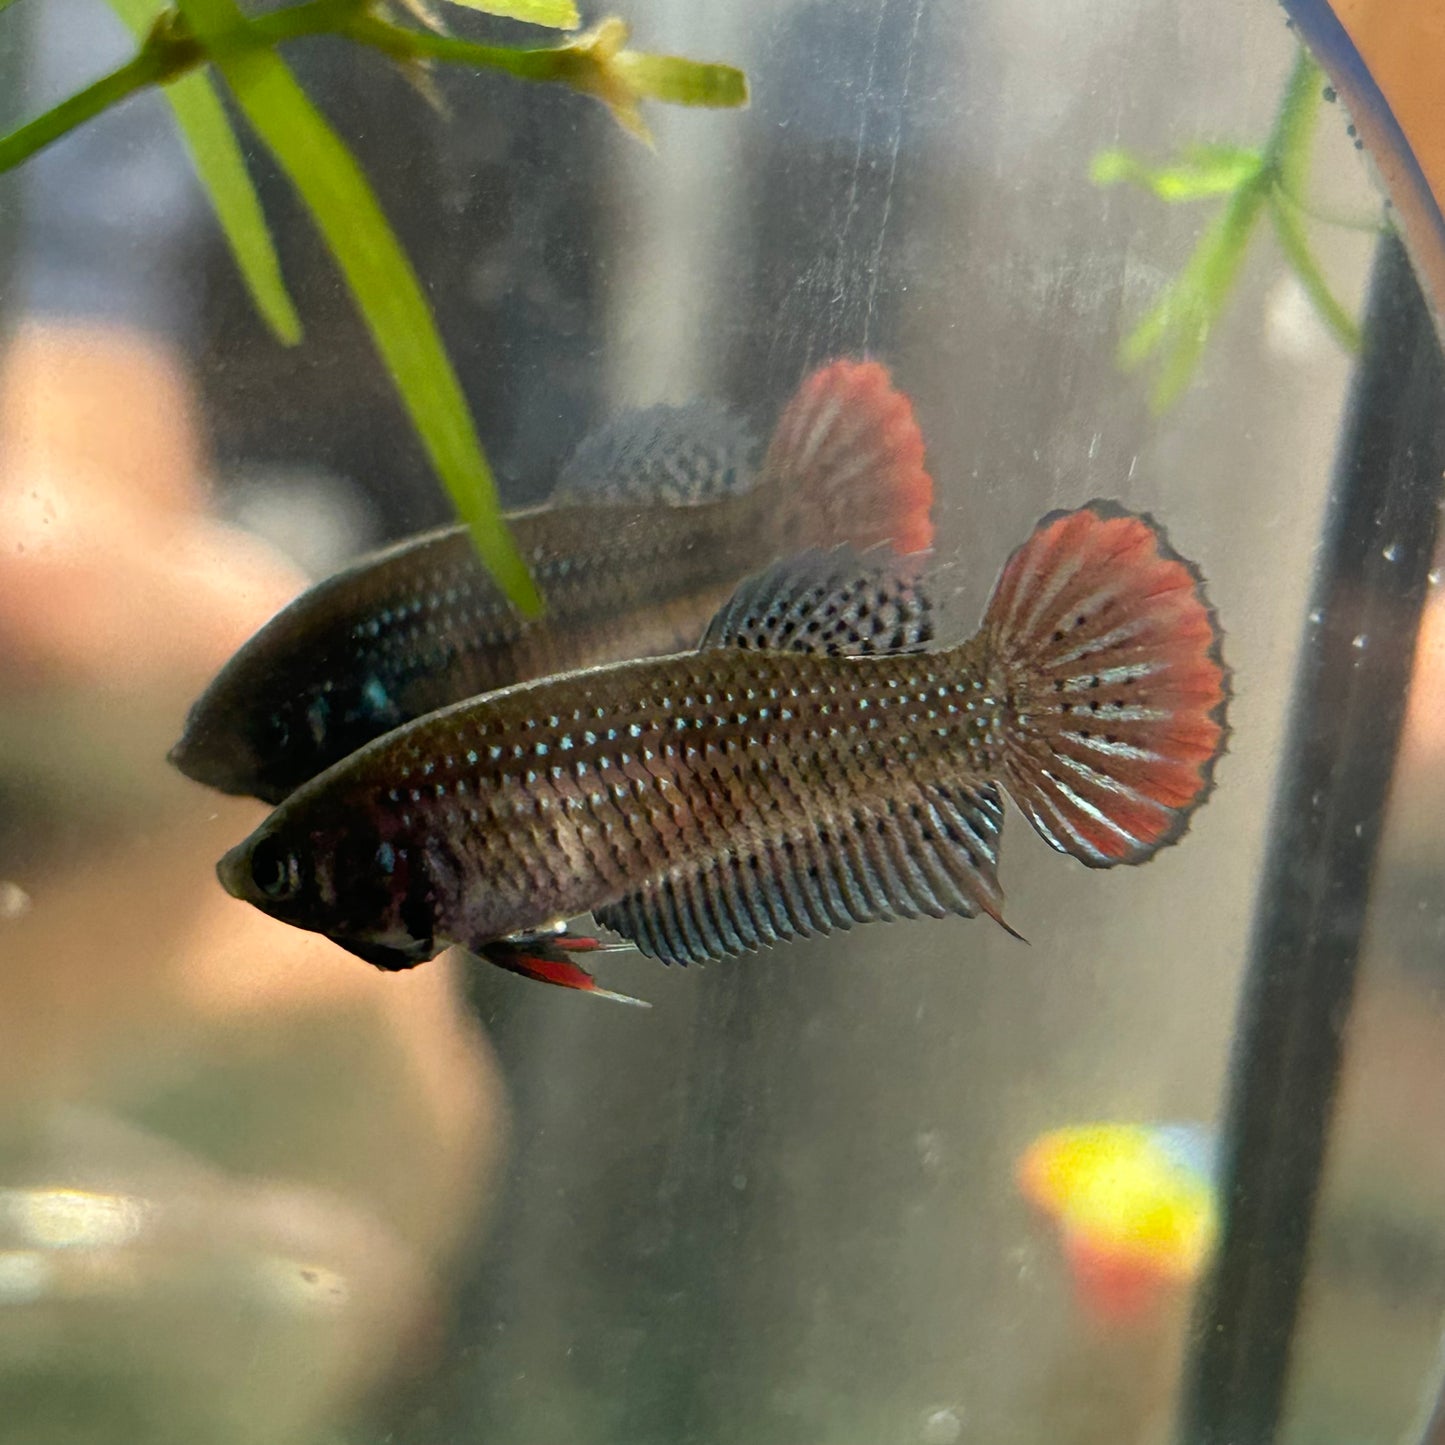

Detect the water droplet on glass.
[
  {"left": 0, "top": 881, "right": 30, "bottom": 921},
  {"left": 1430, "top": 569, "right": 1441, "bottom": 588},
  {"left": 0, "top": 1251, "right": 50, "bottom": 1306},
  {"left": 921, "top": 1406, "right": 965, "bottom": 1444},
  {"left": 1352, "top": 634, "right": 1368, "bottom": 650},
  {"left": 731, "top": 1173, "right": 748, "bottom": 1191},
  {"left": 916, "top": 1130, "right": 945, "bottom": 1171},
  {"left": 1307, "top": 608, "right": 1323, "bottom": 625},
  {"left": 1383, "top": 543, "right": 1399, "bottom": 561}
]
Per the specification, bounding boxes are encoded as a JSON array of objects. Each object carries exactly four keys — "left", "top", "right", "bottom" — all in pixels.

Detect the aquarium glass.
[{"left": 2, "top": 2, "right": 1444, "bottom": 1444}]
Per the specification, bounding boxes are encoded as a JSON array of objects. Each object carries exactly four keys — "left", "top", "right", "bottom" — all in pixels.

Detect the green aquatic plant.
[
  {"left": 0, "top": 0, "right": 748, "bottom": 612},
  {"left": 1097, "top": 50, "right": 1366, "bottom": 412}
]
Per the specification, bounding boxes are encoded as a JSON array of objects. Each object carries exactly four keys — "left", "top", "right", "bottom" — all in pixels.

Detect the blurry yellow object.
[{"left": 1018, "top": 1124, "right": 1219, "bottom": 1322}]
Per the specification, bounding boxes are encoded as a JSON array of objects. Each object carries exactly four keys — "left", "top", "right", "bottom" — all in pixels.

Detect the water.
[{"left": 2, "top": 2, "right": 1445, "bottom": 1444}]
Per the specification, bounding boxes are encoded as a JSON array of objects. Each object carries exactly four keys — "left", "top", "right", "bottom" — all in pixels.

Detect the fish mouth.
[
  {"left": 216, "top": 843, "right": 251, "bottom": 901},
  {"left": 167, "top": 729, "right": 224, "bottom": 789},
  {"left": 168, "top": 730, "right": 270, "bottom": 801}
]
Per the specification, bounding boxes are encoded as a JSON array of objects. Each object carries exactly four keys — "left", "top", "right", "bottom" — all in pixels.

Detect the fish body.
[
  {"left": 218, "top": 503, "right": 1229, "bottom": 998},
  {"left": 1017, "top": 1122, "right": 1219, "bottom": 1323},
  {"left": 222, "top": 641, "right": 1004, "bottom": 968},
  {"left": 172, "top": 361, "right": 934, "bottom": 804}
]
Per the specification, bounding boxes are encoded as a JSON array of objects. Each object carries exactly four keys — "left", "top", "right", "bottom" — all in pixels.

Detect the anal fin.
[{"left": 595, "top": 781, "right": 1012, "bottom": 967}]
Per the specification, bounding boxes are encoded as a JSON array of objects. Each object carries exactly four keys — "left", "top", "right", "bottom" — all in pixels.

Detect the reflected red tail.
[{"left": 765, "top": 359, "right": 935, "bottom": 558}]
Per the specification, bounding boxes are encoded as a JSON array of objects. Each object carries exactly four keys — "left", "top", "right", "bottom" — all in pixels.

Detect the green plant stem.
[
  {"left": 1272, "top": 179, "right": 1387, "bottom": 236},
  {"left": 339, "top": 11, "right": 588, "bottom": 80},
  {"left": 0, "top": 45, "right": 189, "bottom": 171},
  {"left": 0, "top": 3, "right": 743, "bottom": 175},
  {"left": 1121, "top": 177, "right": 1271, "bottom": 408},
  {"left": 1268, "top": 49, "right": 1322, "bottom": 190},
  {"left": 1264, "top": 50, "right": 1362, "bottom": 350}
]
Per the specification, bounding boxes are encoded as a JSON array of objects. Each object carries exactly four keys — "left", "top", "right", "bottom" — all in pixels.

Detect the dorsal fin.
[
  {"left": 700, "top": 546, "right": 933, "bottom": 656},
  {"left": 554, "top": 400, "right": 761, "bottom": 505},
  {"left": 594, "top": 781, "right": 1011, "bottom": 967}
]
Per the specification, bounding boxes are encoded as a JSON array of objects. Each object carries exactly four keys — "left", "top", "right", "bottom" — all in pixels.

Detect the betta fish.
[
  {"left": 1017, "top": 1122, "right": 1219, "bottom": 1326},
  {"left": 213, "top": 501, "right": 1228, "bottom": 1005},
  {"left": 169, "top": 360, "right": 934, "bottom": 804}
]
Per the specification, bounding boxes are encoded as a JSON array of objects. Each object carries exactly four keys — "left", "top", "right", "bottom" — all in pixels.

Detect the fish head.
[
  {"left": 216, "top": 801, "right": 442, "bottom": 971},
  {"left": 170, "top": 648, "right": 343, "bottom": 806}
]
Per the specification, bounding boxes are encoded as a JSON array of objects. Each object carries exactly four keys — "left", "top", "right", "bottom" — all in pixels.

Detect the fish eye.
[{"left": 249, "top": 835, "right": 300, "bottom": 901}]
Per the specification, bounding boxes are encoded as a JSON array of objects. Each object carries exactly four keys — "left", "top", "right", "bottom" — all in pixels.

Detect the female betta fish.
[
  {"left": 215, "top": 502, "right": 1228, "bottom": 1005},
  {"left": 170, "top": 360, "right": 934, "bottom": 804}
]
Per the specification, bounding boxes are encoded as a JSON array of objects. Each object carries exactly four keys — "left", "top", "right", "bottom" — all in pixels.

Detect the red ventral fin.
[
  {"left": 981, "top": 502, "right": 1228, "bottom": 867},
  {"left": 479, "top": 936, "right": 651, "bottom": 1007},
  {"left": 765, "top": 359, "right": 935, "bottom": 558}
]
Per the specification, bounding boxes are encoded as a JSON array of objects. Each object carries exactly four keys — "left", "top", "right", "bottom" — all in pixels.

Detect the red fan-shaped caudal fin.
[
  {"left": 764, "top": 359, "right": 935, "bottom": 558},
  {"left": 981, "top": 502, "right": 1228, "bottom": 866}
]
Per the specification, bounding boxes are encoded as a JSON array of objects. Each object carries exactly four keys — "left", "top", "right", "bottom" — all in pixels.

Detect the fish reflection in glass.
[
  {"left": 169, "top": 360, "right": 934, "bottom": 804},
  {"left": 214, "top": 503, "right": 1228, "bottom": 1004}
]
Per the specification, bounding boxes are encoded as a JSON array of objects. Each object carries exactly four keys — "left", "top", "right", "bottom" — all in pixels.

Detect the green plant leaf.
[
  {"left": 1119, "top": 174, "right": 1270, "bottom": 410},
  {"left": 443, "top": 0, "right": 580, "bottom": 28},
  {"left": 103, "top": 0, "right": 301, "bottom": 347},
  {"left": 1, "top": 5, "right": 750, "bottom": 171},
  {"left": 1102, "top": 49, "right": 1359, "bottom": 410},
  {"left": 1091, "top": 144, "right": 1263, "bottom": 203},
  {"left": 177, "top": 0, "right": 541, "bottom": 613},
  {"left": 1269, "top": 192, "right": 1362, "bottom": 351}
]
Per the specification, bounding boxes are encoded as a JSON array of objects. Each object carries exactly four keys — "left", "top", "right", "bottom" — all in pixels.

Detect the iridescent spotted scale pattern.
[{"left": 313, "top": 641, "right": 1011, "bottom": 965}]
